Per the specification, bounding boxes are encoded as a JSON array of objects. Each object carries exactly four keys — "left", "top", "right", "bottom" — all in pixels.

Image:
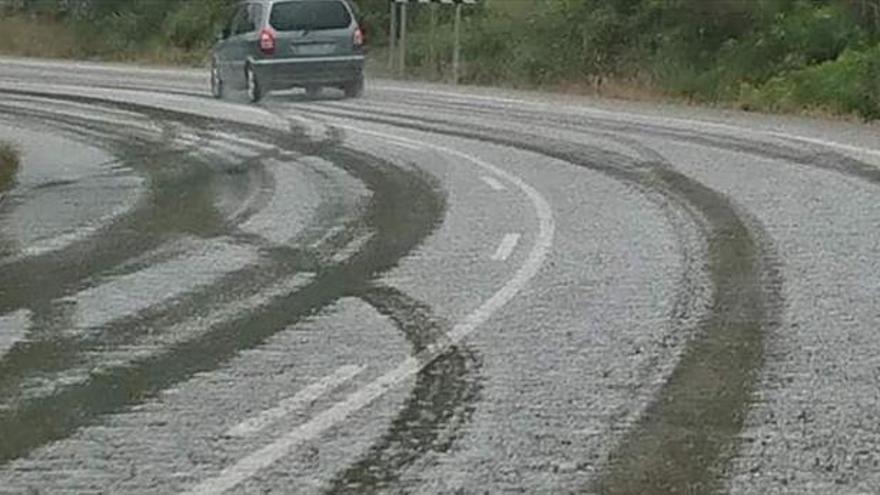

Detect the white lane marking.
[
  {"left": 183, "top": 121, "right": 555, "bottom": 495},
  {"left": 72, "top": 241, "right": 258, "bottom": 335},
  {"left": 491, "top": 233, "right": 521, "bottom": 262},
  {"left": 374, "top": 84, "right": 880, "bottom": 162},
  {"left": 0, "top": 310, "right": 31, "bottom": 359},
  {"left": 226, "top": 364, "right": 366, "bottom": 438},
  {"left": 481, "top": 175, "right": 506, "bottom": 191}
]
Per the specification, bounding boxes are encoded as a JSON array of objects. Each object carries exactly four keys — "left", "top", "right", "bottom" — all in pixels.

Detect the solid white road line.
[
  {"left": 491, "top": 233, "right": 521, "bottom": 262},
  {"left": 182, "top": 120, "right": 555, "bottom": 495},
  {"left": 481, "top": 176, "right": 506, "bottom": 191},
  {"left": 225, "top": 364, "right": 366, "bottom": 438},
  {"left": 0, "top": 309, "right": 31, "bottom": 359}
]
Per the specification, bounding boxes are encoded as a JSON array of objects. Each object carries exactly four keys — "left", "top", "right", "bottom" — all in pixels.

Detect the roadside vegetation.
[
  {"left": 0, "top": 141, "right": 21, "bottom": 191},
  {"left": 1, "top": 0, "right": 879, "bottom": 120}
]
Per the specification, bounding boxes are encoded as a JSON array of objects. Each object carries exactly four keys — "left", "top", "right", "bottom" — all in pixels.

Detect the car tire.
[
  {"left": 210, "top": 59, "right": 224, "bottom": 99},
  {"left": 343, "top": 77, "right": 364, "bottom": 99},
  {"left": 246, "top": 65, "right": 263, "bottom": 103}
]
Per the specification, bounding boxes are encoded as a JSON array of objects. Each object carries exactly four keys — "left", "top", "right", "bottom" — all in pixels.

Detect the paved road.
[{"left": 0, "top": 57, "right": 879, "bottom": 494}]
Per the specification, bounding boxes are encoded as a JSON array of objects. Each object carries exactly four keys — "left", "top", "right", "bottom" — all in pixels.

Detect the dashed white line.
[
  {"left": 481, "top": 175, "right": 506, "bottom": 191},
  {"left": 0, "top": 309, "right": 31, "bottom": 359},
  {"left": 225, "top": 364, "right": 366, "bottom": 438},
  {"left": 182, "top": 121, "right": 555, "bottom": 495},
  {"left": 491, "top": 233, "right": 521, "bottom": 261}
]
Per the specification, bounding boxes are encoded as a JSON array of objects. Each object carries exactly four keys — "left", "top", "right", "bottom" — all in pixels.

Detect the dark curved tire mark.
[
  {"left": 297, "top": 105, "right": 783, "bottom": 494},
  {"left": 0, "top": 105, "right": 232, "bottom": 315},
  {"left": 0, "top": 124, "right": 237, "bottom": 398},
  {"left": 0, "top": 140, "right": 446, "bottom": 465},
  {"left": 363, "top": 93, "right": 880, "bottom": 188},
  {"left": 0, "top": 92, "right": 354, "bottom": 415},
  {"left": 328, "top": 285, "right": 481, "bottom": 494}
]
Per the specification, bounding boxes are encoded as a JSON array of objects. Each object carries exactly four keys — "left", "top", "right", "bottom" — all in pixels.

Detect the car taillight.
[
  {"left": 353, "top": 26, "right": 364, "bottom": 47},
  {"left": 259, "top": 28, "right": 276, "bottom": 55}
]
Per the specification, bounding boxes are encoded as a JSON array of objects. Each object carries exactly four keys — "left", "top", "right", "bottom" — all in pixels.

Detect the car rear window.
[{"left": 269, "top": 1, "right": 352, "bottom": 32}]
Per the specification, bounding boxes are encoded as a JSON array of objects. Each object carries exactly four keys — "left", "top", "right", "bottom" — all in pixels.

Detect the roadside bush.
[
  {"left": 740, "top": 45, "right": 880, "bottom": 119},
  {"left": 163, "top": 0, "right": 230, "bottom": 52}
]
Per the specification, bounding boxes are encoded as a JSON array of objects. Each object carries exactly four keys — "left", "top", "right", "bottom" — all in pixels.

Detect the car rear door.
[
  {"left": 268, "top": 0, "right": 356, "bottom": 60},
  {"left": 215, "top": 4, "right": 246, "bottom": 83},
  {"left": 225, "top": 3, "right": 264, "bottom": 88}
]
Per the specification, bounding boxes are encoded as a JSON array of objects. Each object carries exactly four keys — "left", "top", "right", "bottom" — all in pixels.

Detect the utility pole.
[
  {"left": 452, "top": 3, "right": 462, "bottom": 85},
  {"left": 388, "top": 1, "right": 396, "bottom": 71},
  {"left": 398, "top": 2, "right": 407, "bottom": 77},
  {"left": 391, "top": 0, "right": 477, "bottom": 82},
  {"left": 429, "top": 3, "right": 437, "bottom": 78}
]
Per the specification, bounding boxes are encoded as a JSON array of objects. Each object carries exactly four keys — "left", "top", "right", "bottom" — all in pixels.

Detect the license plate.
[{"left": 293, "top": 44, "right": 334, "bottom": 56}]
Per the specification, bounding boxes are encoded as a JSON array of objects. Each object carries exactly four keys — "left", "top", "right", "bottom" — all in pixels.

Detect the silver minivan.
[{"left": 210, "top": 0, "right": 365, "bottom": 102}]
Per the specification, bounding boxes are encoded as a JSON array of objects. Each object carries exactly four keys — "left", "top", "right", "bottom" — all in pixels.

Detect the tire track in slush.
[
  {"left": 0, "top": 142, "right": 446, "bottom": 465},
  {"left": 298, "top": 105, "right": 783, "bottom": 494},
  {"left": 0, "top": 107, "right": 268, "bottom": 402},
  {"left": 328, "top": 285, "right": 481, "bottom": 493}
]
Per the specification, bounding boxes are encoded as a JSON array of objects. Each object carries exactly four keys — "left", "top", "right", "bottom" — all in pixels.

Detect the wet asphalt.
[{"left": 0, "top": 58, "right": 879, "bottom": 494}]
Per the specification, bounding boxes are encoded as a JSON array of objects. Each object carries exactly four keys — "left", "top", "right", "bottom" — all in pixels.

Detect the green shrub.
[
  {"left": 163, "top": 0, "right": 230, "bottom": 51},
  {"left": 741, "top": 45, "right": 880, "bottom": 119}
]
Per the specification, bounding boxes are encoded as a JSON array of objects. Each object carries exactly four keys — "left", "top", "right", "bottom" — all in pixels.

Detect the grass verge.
[
  {"left": 0, "top": 141, "right": 21, "bottom": 192},
  {"left": 0, "top": 15, "right": 208, "bottom": 67}
]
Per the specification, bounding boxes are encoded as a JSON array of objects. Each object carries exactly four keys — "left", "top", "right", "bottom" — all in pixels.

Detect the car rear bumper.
[{"left": 251, "top": 55, "right": 364, "bottom": 89}]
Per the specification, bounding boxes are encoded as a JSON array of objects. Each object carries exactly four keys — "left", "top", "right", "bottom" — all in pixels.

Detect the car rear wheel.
[
  {"left": 246, "top": 65, "right": 263, "bottom": 103},
  {"left": 210, "top": 60, "right": 224, "bottom": 99},
  {"left": 343, "top": 77, "right": 364, "bottom": 99}
]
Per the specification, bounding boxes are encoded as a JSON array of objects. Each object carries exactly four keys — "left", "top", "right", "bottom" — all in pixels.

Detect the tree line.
[{"left": 2, "top": 0, "right": 878, "bottom": 119}]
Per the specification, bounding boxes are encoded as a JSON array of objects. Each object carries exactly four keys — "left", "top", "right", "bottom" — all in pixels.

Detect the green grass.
[
  {"left": 0, "top": 15, "right": 210, "bottom": 67},
  {"left": 0, "top": 141, "right": 21, "bottom": 192}
]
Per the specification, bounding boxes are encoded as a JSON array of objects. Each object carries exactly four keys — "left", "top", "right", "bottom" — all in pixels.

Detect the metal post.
[
  {"left": 429, "top": 3, "right": 437, "bottom": 78},
  {"left": 452, "top": 3, "right": 462, "bottom": 84},
  {"left": 388, "top": 1, "right": 397, "bottom": 71},
  {"left": 398, "top": 2, "right": 407, "bottom": 77}
]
